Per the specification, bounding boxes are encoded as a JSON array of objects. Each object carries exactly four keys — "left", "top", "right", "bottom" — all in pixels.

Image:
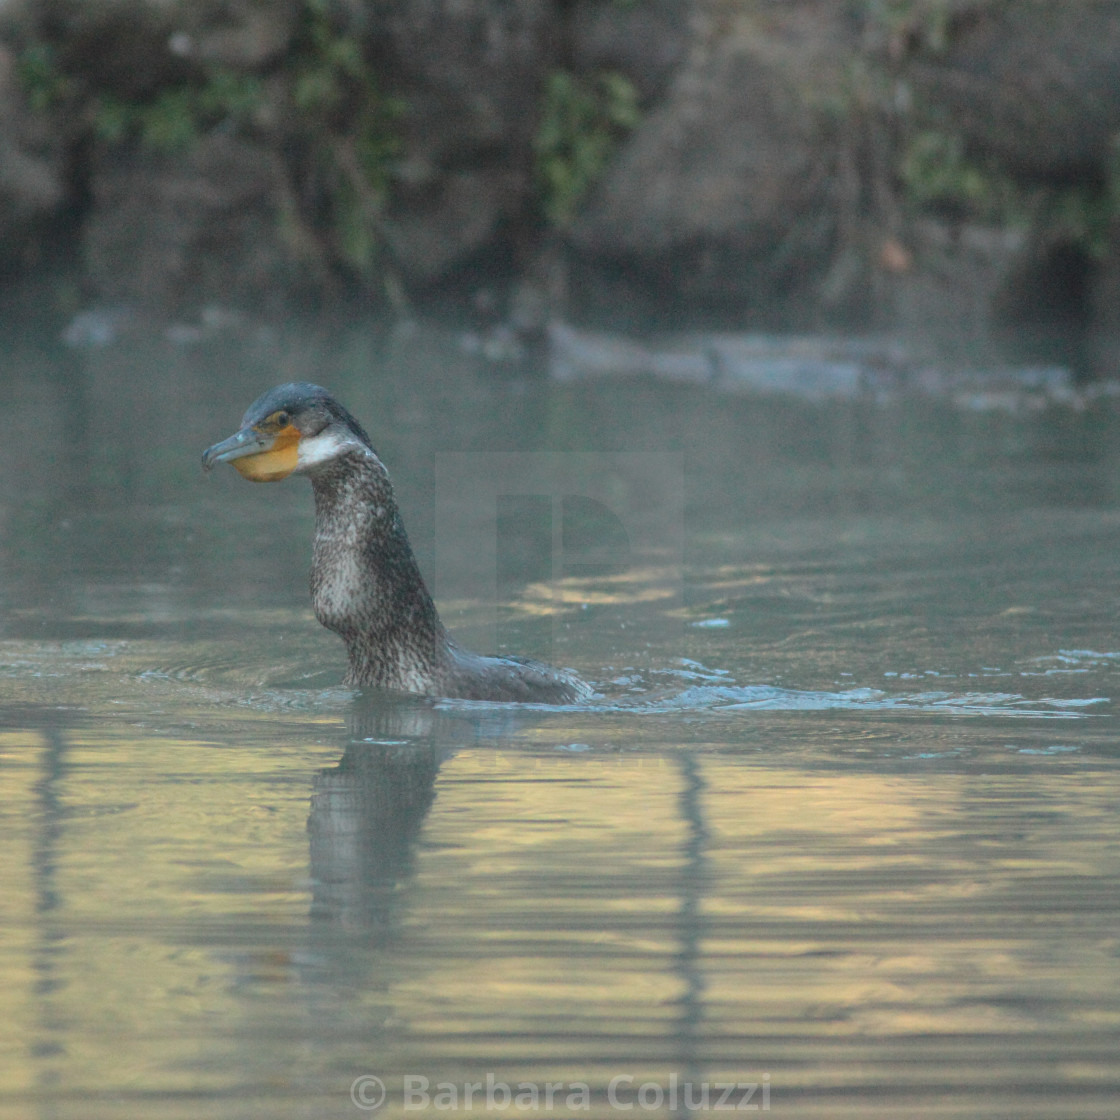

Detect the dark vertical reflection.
[
  {"left": 30, "top": 716, "right": 71, "bottom": 1120},
  {"left": 672, "top": 752, "right": 709, "bottom": 1117},
  {"left": 307, "top": 702, "right": 444, "bottom": 954},
  {"left": 305, "top": 699, "right": 546, "bottom": 963},
  {"left": 308, "top": 741, "right": 439, "bottom": 940},
  {"left": 301, "top": 696, "right": 461, "bottom": 1038}
]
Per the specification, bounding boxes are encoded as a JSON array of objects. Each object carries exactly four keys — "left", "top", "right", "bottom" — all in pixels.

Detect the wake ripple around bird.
[
  {"left": 131, "top": 650, "right": 1111, "bottom": 720},
  {"left": 633, "top": 684, "right": 1106, "bottom": 718},
  {"left": 439, "top": 676, "right": 1107, "bottom": 718}
]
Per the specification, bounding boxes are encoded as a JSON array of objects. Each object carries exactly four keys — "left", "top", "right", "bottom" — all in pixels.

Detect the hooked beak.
[
  {"left": 202, "top": 425, "right": 301, "bottom": 482},
  {"left": 202, "top": 428, "right": 275, "bottom": 471}
]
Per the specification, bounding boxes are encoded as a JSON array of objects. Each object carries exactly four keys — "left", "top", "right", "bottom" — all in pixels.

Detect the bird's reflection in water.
[
  {"left": 306, "top": 696, "right": 552, "bottom": 969},
  {"left": 307, "top": 697, "right": 445, "bottom": 943},
  {"left": 303, "top": 695, "right": 714, "bottom": 1097}
]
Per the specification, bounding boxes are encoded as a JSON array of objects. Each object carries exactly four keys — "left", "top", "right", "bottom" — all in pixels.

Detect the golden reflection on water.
[
  {"left": 511, "top": 568, "right": 683, "bottom": 616},
  {"left": 6, "top": 719, "right": 1117, "bottom": 1118}
]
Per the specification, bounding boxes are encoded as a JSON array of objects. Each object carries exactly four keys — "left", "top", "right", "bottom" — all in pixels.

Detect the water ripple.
[{"left": 642, "top": 684, "right": 1107, "bottom": 717}]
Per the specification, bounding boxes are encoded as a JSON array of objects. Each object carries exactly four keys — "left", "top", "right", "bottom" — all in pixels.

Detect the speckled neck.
[{"left": 307, "top": 448, "right": 451, "bottom": 691}]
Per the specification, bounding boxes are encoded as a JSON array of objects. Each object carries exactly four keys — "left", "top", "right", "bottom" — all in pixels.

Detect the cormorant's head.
[{"left": 202, "top": 383, "right": 374, "bottom": 482}]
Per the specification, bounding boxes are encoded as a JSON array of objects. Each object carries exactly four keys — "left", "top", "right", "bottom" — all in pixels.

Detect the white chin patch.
[{"left": 295, "top": 429, "right": 369, "bottom": 471}]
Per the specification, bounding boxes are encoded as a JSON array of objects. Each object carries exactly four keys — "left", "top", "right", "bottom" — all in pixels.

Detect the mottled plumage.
[{"left": 203, "top": 383, "right": 591, "bottom": 704}]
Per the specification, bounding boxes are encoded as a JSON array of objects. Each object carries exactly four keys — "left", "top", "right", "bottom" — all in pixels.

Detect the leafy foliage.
[
  {"left": 534, "top": 70, "right": 639, "bottom": 227},
  {"left": 900, "top": 130, "right": 1120, "bottom": 259},
  {"left": 14, "top": 0, "right": 403, "bottom": 289},
  {"left": 284, "top": 0, "right": 403, "bottom": 278},
  {"left": 15, "top": 42, "right": 71, "bottom": 112},
  {"left": 899, "top": 130, "right": 1023, "bottom": 222},
  {"left": 89, "top": 73, "right": 265, "bottom": 151}
]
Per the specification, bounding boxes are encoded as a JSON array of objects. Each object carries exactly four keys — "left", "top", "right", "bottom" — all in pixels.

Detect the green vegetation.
[
  {"left": 15, "top": 42, "right": 71, "bottom": 112},
  {"left": 284, "top": 0, "right": 403, "bottom": 277},
  {"left": 1040, "top": 153, "right": 1120, "bottom": 262},
  {"left": 534, "top": 69, "right": 639, "bottom": 227},
  {"left": 20, "top": 31, "right": 265, "bottom": 152},
  {"left": 898, "top": 130, "right": 1024, "bottom": 223},
  {"left": 899, "top": 128, "right": 1120, "bottom": 259},
  {"left": 854, "top": 2, "right": 1120, "bottom": 262},
  {"left": 90, "top": 71, "right": 265, "bottom": 150},
  {"left": 15, "top": 0, "right": 402, "bottom": 289}
]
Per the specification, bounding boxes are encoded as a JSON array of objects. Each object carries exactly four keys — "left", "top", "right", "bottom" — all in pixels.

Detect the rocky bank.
[{"left": 3, "top": 0, "right": 1120, "bottom": 372}]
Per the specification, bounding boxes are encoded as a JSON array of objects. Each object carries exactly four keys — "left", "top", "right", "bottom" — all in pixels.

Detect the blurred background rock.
[{"left": 3, "top": 0, "right": 1120, "bottom": 373}]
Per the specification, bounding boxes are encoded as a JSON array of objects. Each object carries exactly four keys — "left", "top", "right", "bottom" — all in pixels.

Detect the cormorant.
[{"left": 202, "top": 382, "right": 590, "bottom": 703}]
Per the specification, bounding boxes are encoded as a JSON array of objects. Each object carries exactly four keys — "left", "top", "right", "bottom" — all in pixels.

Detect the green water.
[{"left": 1, "top": 317, "right": 1119, "bottom": 1118}]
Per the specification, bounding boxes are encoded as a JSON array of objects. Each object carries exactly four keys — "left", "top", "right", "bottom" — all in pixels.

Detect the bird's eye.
[{"left": 275, "top": 411, "right": 291, "bottom": 427}]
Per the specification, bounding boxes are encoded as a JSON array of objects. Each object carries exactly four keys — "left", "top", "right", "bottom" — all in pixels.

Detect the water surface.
[{"left": 2, "top": 317, "right": 1119, "bottom": 1118}]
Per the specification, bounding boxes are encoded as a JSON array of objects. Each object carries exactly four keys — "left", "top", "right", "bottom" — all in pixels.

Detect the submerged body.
[{"left": 203, "top": 383, "right": 590, "bottom": 703}]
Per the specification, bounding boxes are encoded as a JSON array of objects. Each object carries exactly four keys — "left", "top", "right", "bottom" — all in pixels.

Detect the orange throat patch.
[{"left": 232, "top": 424, "right": 301, "bottom": 482}]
